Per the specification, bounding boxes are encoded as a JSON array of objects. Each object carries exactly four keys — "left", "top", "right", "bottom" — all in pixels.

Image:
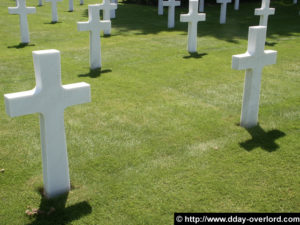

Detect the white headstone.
[
  {"left": 158, "top": 0, "right": 164, "bottom": 15},
  {"left": 216, "top": 0, "right": 231, "bottom": 24},
  {"left": 4, "top": 50, "right": 91, "bottom": 198},
  {"left": 110, "top": 0, "right": 117, "bottom": 18},
  {"left": 255, "top": 0, "right": 275, "bottom": 27},
  {"left": 80, "top": 0, "right": 84, "bottom": 5},
  {"left": 69, "top": 0, "right": 74, "bottom": 12},
  {"left": 99, "top": 0, "right": 117, "bottom": 35},
  {"left": 232, "top": 26, "right": 277, "bottom": 128},
  {"left": 45, "top": 0, "right": 62, "bottom": 22},
  {"left": 199, "top": 0, "right": 204, "bottom": 12},
  {"left": 77, "top": 5, "right": 110, "bottom": 69},
  {"left": 38, "top": 0, "right": 43, "bottom": 6},
  {"left": 180, "top": 0, "right": 206, "bottom": 53},
  {"left": 163, "top": 0, "right": 181, "bottom": 28},
  {"left": 8, "top": 0, "right": 36, "bottom": 44},
  {"left": 234, "top": 0, "right": 239, "bottom": 10}
]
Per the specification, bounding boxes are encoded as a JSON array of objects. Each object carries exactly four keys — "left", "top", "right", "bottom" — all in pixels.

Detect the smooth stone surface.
[
  {"left": 163, "top": 0, "right": 181, "bottom": 28},
  {"left": 45, "top": 0, "right": 62, "bottom": 22},
  {"left": 234, "top": 0, "right": 239, "bottom": 10},
  {"left": 255, "top": 0, "right": 275, "bottom": 27},
  {"left": 199, "top": 0, "right": 204, "bottom": 12},
  {"left": 110, "top": 0, "right": 117, "bottom": 18},
  {"left": 180, "top": 0, "right": 206, "bottom": 53},
  {"left": 4, "top": 49, "right": 91, "bottom": 198},
  {"left": 158, "top": 0, "right": 163, "bottom": 15},
  {"left": 8, "top": 0, "right": 36, "bottom": 44},
  {"left": 232, "top": 26, "right": 277, "bottom": 128},
  {"left": 99, "top": 0, "right": 117, "bottom": 35},
  {"left": 216, "top": 0, "right": 231, "bottom": 24},
  {"left": 77, "top": 4, "right": 110, "bottom": 69}
]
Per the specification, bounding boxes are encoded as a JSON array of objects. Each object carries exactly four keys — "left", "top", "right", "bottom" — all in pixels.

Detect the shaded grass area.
[{"left": 0, "top": 0, "right": 299, "bottom": 224}]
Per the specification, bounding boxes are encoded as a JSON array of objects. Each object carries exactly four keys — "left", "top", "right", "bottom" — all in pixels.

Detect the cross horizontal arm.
[
  {"left": 8, "top": 7, "right": 36, "bottom": 14},
  {"left": 99, "top": 3, "right": 117, "bottom": 11},
  {"left": 232, "top": 53, "right": 253, "bottom": 70},
  {"left": 4, "top": 89, "right": 40, "bottom": 117},
  {"left": 62, "top": 83, "right": 91, "bottom": 108},
  {"left": 77, "top": 22, "right": 92, "bottom": 31},
  {"left": 180, "top": 14, "right": 205, "bottom": 22},
  {"left": 163, "top": 0, "right": 180, "bottom": 7},
  {"left": 255, "top": 8, "right": 275, "bottom": 16}
]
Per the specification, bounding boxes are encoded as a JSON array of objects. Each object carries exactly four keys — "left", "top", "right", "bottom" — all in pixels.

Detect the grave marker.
[
  {"left": 110, "top": 0, "right": 117, "bottom": 18},
  {"left": 99, "top": 0, "right": 117, "bottom": 35},
  {"left": 216, "top": 0, "right": 231, "bottom": 24},
  {"left": 8, "top": 0, "right": 36, "bottom": 44},
  {"left": 78, "top": 4, "right": 110, "bottom": 69},
  {"left": 234, "top": 0, "right": 239, "bottom": 10},
  {"left": 45, "top": 0, "right": 62, "bottom": 22},
  {"left": 158, "top": 0, "right": 163, "bottom": 15},
  {"left": 163, "top": 0, "right": 181, "bottom": 28},
  {"left": 4, "top": 50, "right": 91, "bottom": 198},
  {"left": 232, "top": 26, "right": 277, "bottom": 128},
  {"left": 199, "top": 0, "right": 204, "bottom": 12},
  {"left": 180, "top": 0, "right": 206, "bottom": 53},
  {"left": 255, "top": 0, "right": 275, "bottom": 27}
]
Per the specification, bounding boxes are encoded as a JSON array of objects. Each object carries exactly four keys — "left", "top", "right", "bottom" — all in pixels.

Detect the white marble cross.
[
  {"left": 4, "top": 50, "right": 91, "bottom": 198},
  {"left": 199, "top": 0, "right": 204, "bottom": 12},
  {"left": 69, "top": 0, "right": 74, "bottom": 12},
  {"left": 180, "top": 0, "right": 206, "bottom": 53},
  {"left": 234, "top": 0, "right": 239, "bottom": 10},
  {"left": 8, "top": 0, "right": 36, "bottom": 44},
  {"left": 99, "top": 0, "right": 117, "bottom": 35},
  {"left": 158, "top": 0, "right": 164, "bottom": 15},
  {"left": 38, "top": 0, "right": 43, "bottom": 6},
  {"left": 77, "top": 5, "right": 110, "bottom": 69},
  {"left": 163, "top": 0, "right": 181, "bottom": 28},
  {"left": 232, "top": 26, "right": 277, "bottom": 128},
  {"left": 216, "top": 0, "right": 231, "bottom": 24},
  {"left": 45, "top": 0, "right": 62, "bottom": 22},
  {"left": 110, "top": 0, "right": 117, "bottom": 18},
  {"left": 255, "top": 0, "right": 275, "bottom": 27},
  {"left": 80, "top": 0, "right": 84, "bottom": 5}
]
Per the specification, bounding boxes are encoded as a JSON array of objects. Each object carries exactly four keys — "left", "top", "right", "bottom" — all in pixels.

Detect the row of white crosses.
[{"left": 232, "top": 0, "right": 276, "bottom": 128}]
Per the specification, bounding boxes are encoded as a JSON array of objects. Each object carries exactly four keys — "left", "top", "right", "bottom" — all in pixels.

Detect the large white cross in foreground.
[
  {"left": 8, "top": 0, "right": 36, "bottom": 44},
  {"left": 99, "top": 0, "right": 117, "bottom": 35},
  {"left": 232, "top": 26, "right": 277, "bottom": 128},
  {"left": 199, "top": 0, "right": 204, "bottom": 12},
  {"left": 216, "top": 0, "right": 231, "bottom": 24},
  {"left": 180, "top": 0, "right": 206, "bottom": 53},
  {"left": 78, "top": 5, "right": 110, "bottom": 69},
  {"left": 4, "top": 50, "right": 91, "bottom": 198},
  {"left": 163, "top": 0, "right": 181, "bottom": 28},
  {"left": 45, "top": 0, "right": 62, "bottom": 22},
  {"left": 255, "top": 0, "right": 275, "bottom": 27}
]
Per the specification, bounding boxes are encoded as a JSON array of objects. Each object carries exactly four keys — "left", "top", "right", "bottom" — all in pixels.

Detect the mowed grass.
[{"left": 0, "top": 0, "right": 300, "bottom": 224}]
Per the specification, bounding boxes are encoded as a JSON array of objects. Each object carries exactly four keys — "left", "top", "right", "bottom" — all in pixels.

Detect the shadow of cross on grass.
[
  {"left": 27, "top": 188, "right": 92, "bottom": 225},
  {"left": 239, "top": 124, "right": 286, "bottom": 152},
  {"left": 78, "top": 68, "right": 112, "bottom": 78}
]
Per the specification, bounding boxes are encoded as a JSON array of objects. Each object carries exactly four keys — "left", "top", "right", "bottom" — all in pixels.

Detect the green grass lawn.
[{"left": 0, "top": 0, "right": 300, "bottom": 224}]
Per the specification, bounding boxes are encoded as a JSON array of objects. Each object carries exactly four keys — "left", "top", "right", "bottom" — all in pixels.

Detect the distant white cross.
[
  {"left": 45, "top": 0, "right": 62, "bottom": 22},
  {"left": 80, "top": 0, "right": 84, "bottom": 5},
  {"left": 293, "top": 0, "right": 297, "bottom": 4},
  {"left": 110, "top": 0, "right": 117, "bottom": 18},
  {"left": 8, "top": 0, "right": 36, "bottom": 44},
  {"left": 199, "top": 0, "right": 204, "bottom": 12},
  {"left": 163, "top": 0, "right": 181, "bottom": 28},
  {"left": 180, "top": 0, "right": 206, "bottom": 53},
  {"left": 216, "top": 0, "right": 232, "bottom": 24},
  {"left": 69, "top": 0, "right": 74, "bottom": 12},
  {"left": 77, "top": 5, "right": 110, "bottom": 69},
  {"left": 4, "top": 50, "right": 91, "bottom": 198},
  {"left": 158, "top": 0, "right": 164, "bottom": 15},
  {"left": 99, "top": 0, "right": 117, "bottom": 35},
  {"left": 38, "top": 0, "right": 43, "bottom": 6},
  {"left": 232, "top": 26, "right": 277, "bottom": 128},
  {"left": 234, "top": 0, "right": 239, "bottom": 10},
  {"left": 255, "top": 0, "right": 275, "bottom": 27}
]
